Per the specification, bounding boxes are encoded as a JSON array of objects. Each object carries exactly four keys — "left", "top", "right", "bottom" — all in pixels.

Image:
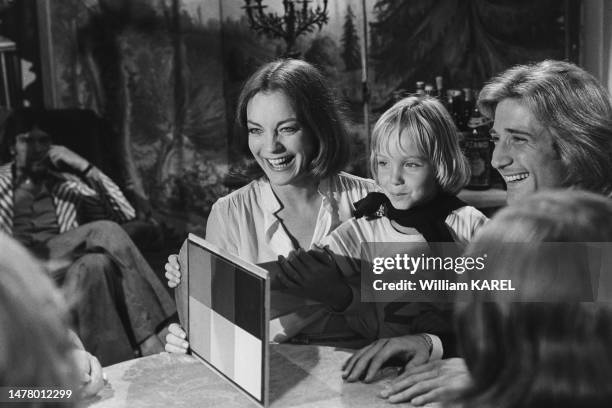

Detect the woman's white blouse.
[{"left": 205, "top": 172, "right": 378, "bottom": 341}]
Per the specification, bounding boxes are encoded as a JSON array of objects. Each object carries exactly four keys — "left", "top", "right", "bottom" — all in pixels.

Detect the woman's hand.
[
  {"left": 342, "top": 335, "right": 431, "bottom": 383},
  {"left": 164, "top": 254, "right": 181, "bottom": 288},
  {"left": 164, "top": 323, "right": 189, "bottom": 354},
  {"left": 379, "top": 358, "right": 471, "bottom": 405},
  {"left": 72, "top": 349, "right": 105, "bottom": 399}
]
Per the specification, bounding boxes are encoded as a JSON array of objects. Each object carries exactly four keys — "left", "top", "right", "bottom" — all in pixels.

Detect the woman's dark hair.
[
  {"left": 455, "top": 190, "right": 612, "bottom": 408},
  {"left": 232, "top": 59, "right": 350, "bottom": 181}
]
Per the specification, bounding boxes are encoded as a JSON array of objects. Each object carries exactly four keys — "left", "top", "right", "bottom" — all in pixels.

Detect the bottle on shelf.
[
  {"left": 462, "top": 88, "right": 475, "bottom": 128},
  {"left": 448, "top": 89, "right": 465, "bottom": 130},
  {"left": 435, "top": 76, "right": 445, "bottom": 103},
  {"left": 446, "top": 89, "right": 455, "bottom": 114},
  {"left": 415, "top": 81, "right": 425, "bottom": 96},
  {"left": 446, "top": 89, "right": 467, "bottom": 151},
  {"left": 465, "top": 100, "right": 492, "bottom": 189},
  {"left": 424, "top": 84, "right": 435, "bottom": 96}
]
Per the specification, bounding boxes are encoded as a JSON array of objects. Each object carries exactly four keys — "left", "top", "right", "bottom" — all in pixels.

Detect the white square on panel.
[
  {"left": 210, "top": 309, "right": 235, "bottom": 379},
  {"left": 233, "top": 325, "right": 262, "bottom": 400},
  {"left": 189, "top": 297, "right": 211, "bottom": 361}
]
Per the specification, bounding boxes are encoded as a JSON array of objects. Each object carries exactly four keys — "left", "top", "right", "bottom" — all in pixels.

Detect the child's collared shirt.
[{"left": 322, "top": 205, "right": 488, "bottom": 356}]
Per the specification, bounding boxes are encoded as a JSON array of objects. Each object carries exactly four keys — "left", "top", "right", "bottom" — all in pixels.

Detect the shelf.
[{"left": 458, "top": 188, "right": 507, "bottom": 210}]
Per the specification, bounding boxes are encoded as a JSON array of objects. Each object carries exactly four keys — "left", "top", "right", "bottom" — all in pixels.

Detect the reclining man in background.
[{"left": 0, "top": 109, "right": 176, "bottom": 365}]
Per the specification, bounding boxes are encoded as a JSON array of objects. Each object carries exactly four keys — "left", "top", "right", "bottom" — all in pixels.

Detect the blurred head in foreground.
[
  {"left": 0, "top": 232, "right": 78, "bottom": 407},
  {"left": 456, "top": 190, "right": 612, "bottom": 408}
]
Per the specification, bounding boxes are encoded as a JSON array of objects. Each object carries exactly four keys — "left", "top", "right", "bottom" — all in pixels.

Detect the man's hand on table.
[
  {"left": 165, "top": 323, "right": 189, "bottom": 354},
  {"left": 342, "top": 335, "right": 431, "bottom": 384},
  {"left": 379, "top": 358, "right": 471, "bottom": 405}
]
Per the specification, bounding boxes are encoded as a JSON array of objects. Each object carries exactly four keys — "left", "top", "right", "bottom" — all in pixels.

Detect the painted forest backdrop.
[{"left": 1, "top": 0, "right": 576, "bottom": 239}]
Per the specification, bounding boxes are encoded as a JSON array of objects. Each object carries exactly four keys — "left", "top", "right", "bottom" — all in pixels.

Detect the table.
[{"left": 87, "top": 344, "right": 421, "bottom": 407}]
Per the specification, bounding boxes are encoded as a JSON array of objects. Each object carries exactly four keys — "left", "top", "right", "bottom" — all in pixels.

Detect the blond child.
[{"left": 290, "top": 95, "right": 487, "bottom": 380}]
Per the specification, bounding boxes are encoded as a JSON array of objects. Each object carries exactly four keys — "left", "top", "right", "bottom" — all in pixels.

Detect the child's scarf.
[
  {"left": 352, "top": 192, "right": 467, "bottom": 242},
  {"left": 354, "top": 192, "right": 467, "bottom": 333}
]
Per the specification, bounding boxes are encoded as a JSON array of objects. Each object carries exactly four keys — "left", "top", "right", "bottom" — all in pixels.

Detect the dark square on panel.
[
  {"left": 210, "top": 256, "right": 236, "bottom": 323},
  {"left": 234, "top": 271, "right": 265, "bottom": 339}
]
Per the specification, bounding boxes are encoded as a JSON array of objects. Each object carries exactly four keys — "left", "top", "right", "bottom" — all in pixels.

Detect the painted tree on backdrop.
[
  {"left": 52, "top": 0, "right": 274, "bottom": 223},
  {"left": 370, "top": 0, "right": 568, "bottom": 90},
  {"left": 341, "top": 5, "right": 361, "bottom": 71}
]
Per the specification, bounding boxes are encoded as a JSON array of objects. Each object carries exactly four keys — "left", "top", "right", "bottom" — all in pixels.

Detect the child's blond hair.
[{"left": 370, "top": 95, "right": 470, "bottom": 194}]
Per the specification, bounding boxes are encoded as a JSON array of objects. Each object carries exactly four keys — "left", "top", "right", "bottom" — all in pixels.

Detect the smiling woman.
[
  {"left": 164, "top": 59, "right": 378, "bottom": 347},
  {"left": 208, "top": 59, "right": 379, "bottom": 341}
]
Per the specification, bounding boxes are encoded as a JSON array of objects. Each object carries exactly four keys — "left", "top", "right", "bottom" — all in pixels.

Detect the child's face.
[{"left": 375, "top": 131, "right": 438, "bottom": 210}]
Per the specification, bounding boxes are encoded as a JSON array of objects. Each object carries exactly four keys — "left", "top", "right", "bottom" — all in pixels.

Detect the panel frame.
[{"left": 186, "top": 233, "right": 270, "bottom": 407}]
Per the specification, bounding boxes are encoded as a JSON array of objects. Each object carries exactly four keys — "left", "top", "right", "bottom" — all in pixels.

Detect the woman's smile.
[{"left": 264, "top": 155, "right": 296, "bottom": 171}]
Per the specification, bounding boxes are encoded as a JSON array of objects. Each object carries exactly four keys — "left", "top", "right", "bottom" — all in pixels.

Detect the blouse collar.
[{"left": 258, "top": 177, "right": 336, "bottom": 246}]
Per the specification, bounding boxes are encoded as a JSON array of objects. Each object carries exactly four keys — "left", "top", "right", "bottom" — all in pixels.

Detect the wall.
[
  {"left": 48, "top": 0, "right": 229, "bottom": 237},
  {"left": 36, "top": 0, "right": 574, "bottom": 240},
  {"left": 581, "top": 0, "right": 612, "bottom": 94},
  {"left": 43, "top": 0, "right": 375, "bottom": 238}
]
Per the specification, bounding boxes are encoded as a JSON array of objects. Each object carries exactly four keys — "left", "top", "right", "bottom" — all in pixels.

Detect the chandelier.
[{"left": 242, "top": 0, "right": 329, "bottom": 56}]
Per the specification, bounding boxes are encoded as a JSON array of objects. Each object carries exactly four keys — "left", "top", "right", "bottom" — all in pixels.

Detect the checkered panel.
[{"left": 188, "top": 241, "right": 265, "bottom": 403}]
